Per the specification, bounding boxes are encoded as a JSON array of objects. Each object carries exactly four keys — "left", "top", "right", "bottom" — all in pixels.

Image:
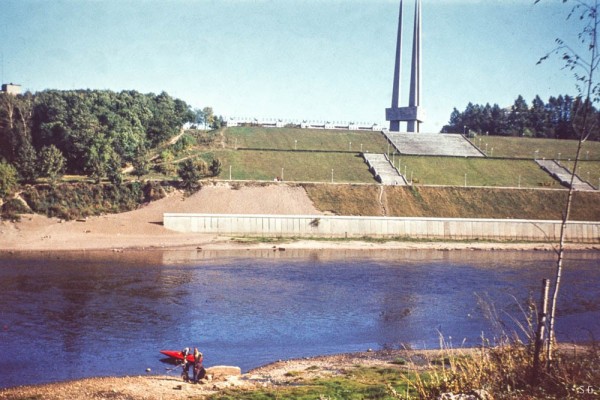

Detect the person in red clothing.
[{"left": 192, "top": 347, "right": 206, "bottom": 383}]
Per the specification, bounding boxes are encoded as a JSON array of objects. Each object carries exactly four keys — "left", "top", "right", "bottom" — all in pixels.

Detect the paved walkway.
[
  {"left": 536, "top": 159, "right": 596, "bottom": 190},
  {"left": 363, "top": 153, "right": 407, "bottom": 185},
  {"left": 382, "top": 131, "right": 484, "bottom": 157}
]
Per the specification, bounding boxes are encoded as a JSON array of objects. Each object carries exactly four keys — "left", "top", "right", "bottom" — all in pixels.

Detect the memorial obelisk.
[{"left": 386, "top": 0, "right": 424, "bottom": 132}]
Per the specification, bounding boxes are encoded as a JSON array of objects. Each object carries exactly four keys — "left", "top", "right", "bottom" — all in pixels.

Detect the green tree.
[
  {"left": 0, "top": 161, "right": 18, "bottom": 197},
  {"left": 489, "top": 103, "right": 509, "bottom": 135},
  {"left": 178, "top": 158, "right": 204, "bottom": 190},
  {"left": 85, "top": 139, "right": 113, "bottom": 183},
  {"left": 132, "top": 147, "right": 150, "bottom": 180},
  {"left": 38, "top": 145, "right": 66, "bottom": 184},
  {"left": 507, "top": 95, "right": 529, "bottom": 136},
  {"left": 441, "top": 108, "right": 463, "bottom": 133},
  {"left": 202, "top": 107, "right": 214, "bottom": 130},
  {"left": 15, "top": 140, "right": 39, "bottom": 182},
  {"left": 212, "top": 115, "right": 224, "bottom": 130},
  {"left": 0, "top": 92, "right": 34, "bottom": 164},
  {"left": 209, "top": 158, "right": 222, "bottom": 177},
  {"left": 158, "top": 150, "right": 176, "bottom": 175},
  {"left": 106, "top": 155, "right": 124, "bottom": 186},
  {"left": 193, "top": 108, "right": 205, "bottom": 128}
]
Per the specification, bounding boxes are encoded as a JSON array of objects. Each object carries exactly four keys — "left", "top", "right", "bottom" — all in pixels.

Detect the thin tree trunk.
[
  {"left": 546, "top": 102, "right": 592, "bottom": 365},
  {"left": 546, "top": 1, "right": 598, "bottom": 363},
  {"left": 533, "top": 279, "right": 550, "bottom": 382}
]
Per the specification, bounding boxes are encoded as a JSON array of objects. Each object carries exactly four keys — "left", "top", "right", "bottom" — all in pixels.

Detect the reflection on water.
[{"left": 0, "top": 249, "right": 598, "bottom": 388}]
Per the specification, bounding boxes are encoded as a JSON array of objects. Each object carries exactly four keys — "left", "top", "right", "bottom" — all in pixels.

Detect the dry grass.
[
  {"left": 304, "top": 184, "right": 600, "bottom": 221},
  {"left": 303, "top": 183, "right": 382, "bottom": 216},
  {"left": 406, "top": 339, "right": 600, "bottom": 399}
]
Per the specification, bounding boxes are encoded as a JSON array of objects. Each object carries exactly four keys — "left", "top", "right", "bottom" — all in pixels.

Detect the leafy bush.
[
  {"left": 178, "top": 158, "right": 206, "bottom": 191},
  {"left": 209, "top": 158, "right": 222, "bottom": 177},
  {"left": 1, "top": 198, "right": 30, "bottom": 221},
  {"left": 0, "top": 161, "right": 18, "bottom": 197},
  {"left": 170, "top": 133, "right": 196, "bottom": 153},
  {"left": 20, "top": 181, "right": 167, "bottom": 220}
]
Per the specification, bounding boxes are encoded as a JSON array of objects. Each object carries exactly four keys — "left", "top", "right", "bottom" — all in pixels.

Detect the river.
[{"left": 0, "top": 248, "right": 598, "bottom": 388}]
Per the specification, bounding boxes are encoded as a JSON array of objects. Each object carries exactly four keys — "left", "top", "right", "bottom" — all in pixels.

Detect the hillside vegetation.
[
  {"left": 304, "top": 184, "right": 600, "bottom": 221},
  {"left": 2, "top": 121, "right": 600, "bottom": 222}
]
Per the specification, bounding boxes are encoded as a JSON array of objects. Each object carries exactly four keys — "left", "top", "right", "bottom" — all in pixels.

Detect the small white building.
[{"left": 1, "top": 83, "right": 21, "bottom": 95}]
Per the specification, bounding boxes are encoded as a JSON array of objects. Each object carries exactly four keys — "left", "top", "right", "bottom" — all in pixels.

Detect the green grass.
[
  {"left": 470, "top": 135, "right": 600, "bottom": 160},
  {"left": 207, "top": 366, "right": 416, "bottom": 400},
  {"left": 202, "top": 150, "right": 376, "bottom": 183},
  {"left": 204, "top": 343, "right": 600, "bottom": 400},
  {"left": 223, "top": 126, "right": 390, "bottom": 153},
  {"left": 395, "top": 156, "right": 557, "bottom": 188},
  {"left": 562, "top": 160, "right": 600, "bottom": 189},
  {"left": 125, "top": 127, "right": 600, "bottom": 190}
]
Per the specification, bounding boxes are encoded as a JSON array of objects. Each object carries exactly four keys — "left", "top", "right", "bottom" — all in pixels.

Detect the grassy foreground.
[
  {"left": 208, "top": 343, "right": 600, "bottom": 400},
  {"left": 3, "top": 344, "right": 596, "bottom": 400}
]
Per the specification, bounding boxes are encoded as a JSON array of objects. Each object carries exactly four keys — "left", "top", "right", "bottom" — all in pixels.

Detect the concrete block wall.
[{"left": 163, "top": 213, "right": 600, "bottom": 243}]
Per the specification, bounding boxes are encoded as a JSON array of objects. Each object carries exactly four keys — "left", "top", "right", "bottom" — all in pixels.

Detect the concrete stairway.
[
  {"left": 536, "top": 159, "right": 596, "bottom": 190},
  {"left": 383, "top": 131, "right": 484, "bottom": 157},
  {"left": 363, "top": 153, "right": 407, "bottom": 185}
]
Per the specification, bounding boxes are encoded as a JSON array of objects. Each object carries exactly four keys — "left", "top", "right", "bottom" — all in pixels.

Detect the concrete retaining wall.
[{"left": 163, "top": 213, "right": 600, "bottom": 243}]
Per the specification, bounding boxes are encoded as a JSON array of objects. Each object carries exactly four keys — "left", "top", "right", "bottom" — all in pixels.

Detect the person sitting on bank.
[
  {"left": 180, "top": 347, "right": 191, "bottom": 381},
  {"left": 193, "top": 347, "right": 206, "bottom": 383}
]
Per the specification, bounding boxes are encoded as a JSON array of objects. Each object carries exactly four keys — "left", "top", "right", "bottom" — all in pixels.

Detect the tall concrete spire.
[
  {"left": 386, "top": 0, "right": 424, "bottom": 133},
  {"left": 389, "top": 0, "right": 403, "bottom": 132}
]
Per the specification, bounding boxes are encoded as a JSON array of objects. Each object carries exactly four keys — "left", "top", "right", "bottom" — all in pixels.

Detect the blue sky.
[{"left": 0, "top": 0, "right": 585, "bottom": 132}]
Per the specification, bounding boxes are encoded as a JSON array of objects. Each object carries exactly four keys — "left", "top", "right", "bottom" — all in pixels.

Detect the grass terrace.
[
  {"left": 200, "top": 149, "right": 377, "bottom": 183},
  {"left": 472, "top": 135, "right": 600, "bottom": 159},
  {"left": 561, "top": 160, "right": 600, "bottom": 189},
  {"left": 374, "top": 156, "right": 556, "bottom": 188},
  {"left": 143, "top": 127, "right": 600, "bottom": 190},
  {"left": 223, "top": 126, "right": 390, "bottom": 153}
]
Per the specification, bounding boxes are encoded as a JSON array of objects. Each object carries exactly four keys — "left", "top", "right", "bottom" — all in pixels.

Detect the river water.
[{"left": 0, "top": 249, "right": 598, "bottom": 388}]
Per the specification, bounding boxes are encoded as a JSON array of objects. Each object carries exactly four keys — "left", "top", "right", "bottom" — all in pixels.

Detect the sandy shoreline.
[
  {"left": 0, "top": 349, "right": 467, "bottom": 399},
  {"left": 1, "top": 344, "right": 591, "bottom": 399},
  {"left": 2, "top": 213, "right": 597, "bottom": 253},
  {"left": 1, "top": 184, "right": 598, "bottom": 253}
]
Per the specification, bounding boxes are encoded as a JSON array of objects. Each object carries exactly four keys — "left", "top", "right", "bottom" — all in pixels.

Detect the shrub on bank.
[
  {"left": 20, "top": 181, "right": 167, "bottom": 220},
  {"left": 0, "top": 197, "right": 30, "bottom": 221}
]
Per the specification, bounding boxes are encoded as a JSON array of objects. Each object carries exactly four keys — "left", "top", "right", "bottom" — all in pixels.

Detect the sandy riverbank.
[
  {"left": 0, "top": 349, "right": 457, "bottom": 399},
  {"left": 1, "top": 344, "right": 591, "bottom": 399},
  {"left": 1, "top": 183, "right": 597, "bottom": 253}
]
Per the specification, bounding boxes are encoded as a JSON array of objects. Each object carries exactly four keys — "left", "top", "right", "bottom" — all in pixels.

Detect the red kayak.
[{"left": 160, "top": 350, "right": 195, "bottom": 363}]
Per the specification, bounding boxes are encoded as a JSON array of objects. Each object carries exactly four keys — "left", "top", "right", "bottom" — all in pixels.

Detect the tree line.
[
  {"left": 442, "top": 94, "right": 600, "bottom": 141},
  {"left": 0, "top": 89, "right": 197, "bottom": 185}
]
